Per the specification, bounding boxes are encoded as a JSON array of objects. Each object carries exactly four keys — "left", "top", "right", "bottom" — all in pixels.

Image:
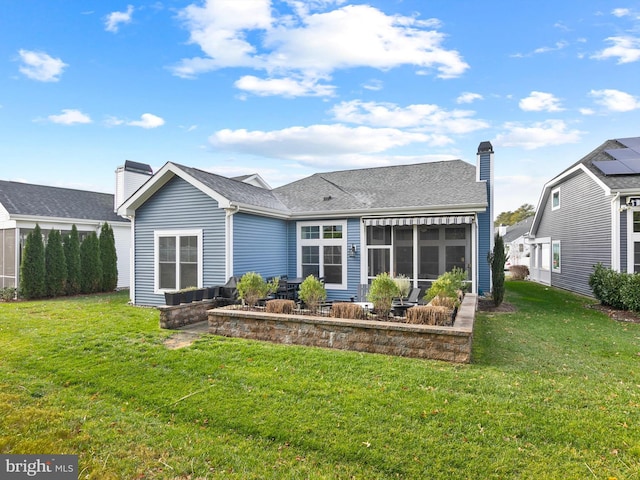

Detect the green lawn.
[{"left": 1, "top": 282, "right": 639, "bottom": 479}]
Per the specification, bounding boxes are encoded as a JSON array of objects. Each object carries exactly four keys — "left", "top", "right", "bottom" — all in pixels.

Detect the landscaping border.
[{"left": 208, "top": 294, "right": 476, "bottom": 363}]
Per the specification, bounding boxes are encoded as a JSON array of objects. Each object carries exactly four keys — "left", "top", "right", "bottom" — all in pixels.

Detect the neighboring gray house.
[
  {"left": 0, "top": 161, "right": 152, "bottom": 290},
  {"left": 528, "top": 137, "right": 640, "bottom": 296},
  {"left": 118, "top": 142, "right": 495, "bottom": 306},
  {"left": 501, "top": 217, "right": 533, "bottom": 269}
]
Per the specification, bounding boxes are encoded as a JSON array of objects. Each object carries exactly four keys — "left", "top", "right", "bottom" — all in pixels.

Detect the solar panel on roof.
[
  {"left": 593, "top": 160, "right": 635, "bottom": 175},
  {"left": 605, "top": 148, "right": 640, "bottom": 161},
  {"left": 620, "top": 158, "right": 640, "bottom": 173},
  {"left": 617, "top": 137, "right": 640, "bottom": 153}
]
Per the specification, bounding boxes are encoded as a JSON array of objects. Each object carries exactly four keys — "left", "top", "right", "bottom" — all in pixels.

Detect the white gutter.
[
  {"left": 611, "top": 192, "right": 620, "bottom": 271},
  {"left": 225, "top": 206, "right": 240, "bottom": 279}
]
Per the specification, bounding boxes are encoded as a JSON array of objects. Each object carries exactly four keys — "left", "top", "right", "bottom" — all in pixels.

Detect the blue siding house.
[
  {"left": 118, "top": 142, "right": 495, "bottom": 306},
  {"left": 529, "top": 137, "right": 640, "bottom": 297}
]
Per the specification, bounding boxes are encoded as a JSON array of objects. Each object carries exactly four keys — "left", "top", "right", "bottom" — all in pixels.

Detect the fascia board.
[
  {"left": 10, "top": 215, "right": 128, "bottom": 227},
  {"left": 287, "top": 203, "right": 488, "bottom": 220}
]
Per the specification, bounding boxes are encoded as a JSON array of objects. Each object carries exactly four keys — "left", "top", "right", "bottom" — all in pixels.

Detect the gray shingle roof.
[
  {"left": 273, "top": 160, "right": 487, "bottom": 214},
  {"left": 174, "top": 164, "right": 290, "bottom": 213},
  {"left": 502, "top": 217, "right": 533, "bottom": 243},
  {"left": 0, "top": 180, "right": 127, "bottom": 223},
  {"left": 559, "top": 137, "right": 640, "bottom": 191}
]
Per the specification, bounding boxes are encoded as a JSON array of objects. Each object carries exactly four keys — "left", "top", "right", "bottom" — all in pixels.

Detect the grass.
[{"left": 0, "top": 282, "right": 639, "bottom": 479}]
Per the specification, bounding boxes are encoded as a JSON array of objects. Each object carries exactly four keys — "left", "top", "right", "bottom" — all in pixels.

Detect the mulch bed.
[
  {"left": 477, "top": 298, "right": 517, "bottom": 313},
  {"left": 586, "top": 303, "right": 640, "bottom": 324}
]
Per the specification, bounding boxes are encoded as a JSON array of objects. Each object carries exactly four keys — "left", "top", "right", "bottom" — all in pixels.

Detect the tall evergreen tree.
[
  {"left": 64, "top": 225, "right": 81, "bottom": 296},
  {"left": 45, "top": 229, "right": 67, "bottom": 297},
  {"left": 488, "top": 233, "right": 507, "bottom": 307},
  {"left": 99, "top": 222, "right": 118, "bottom": 292},
  {"left": 80, "top": 232, "right": 102, "bottom": 294},
  {"left": 20, "top": 224, "right": 46, "bottom": 299}
]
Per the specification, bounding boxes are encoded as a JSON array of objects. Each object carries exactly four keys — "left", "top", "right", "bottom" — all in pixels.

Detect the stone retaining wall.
[
  {"left": 158, "top": 299, "right": 234, "bottom": 329},
  {"left": 207, "top": 294, "right": 476, "bottom": 363}
]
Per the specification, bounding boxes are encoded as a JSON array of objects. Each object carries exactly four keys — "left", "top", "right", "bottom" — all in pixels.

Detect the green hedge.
[{"left": 589, "top": 263, "right": 640, "bottom": 312}]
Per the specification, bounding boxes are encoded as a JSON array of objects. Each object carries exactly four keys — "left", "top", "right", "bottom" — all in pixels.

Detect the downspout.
[
  {"left": 225, "top": 205, "right": 240, "bottom": 280},
  {"left": 611, "top": 192, "right": 620, "bottom": 271},
  {"left": 127, "top": 214, "right": 135, "bottom": 304}
]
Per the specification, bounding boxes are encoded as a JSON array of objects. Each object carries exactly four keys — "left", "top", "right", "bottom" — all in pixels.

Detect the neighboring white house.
[
  {"left": 0, "top": 161, "right": 152, "bottom": 290},
  {"left": 501, "top": 217, "right": 533, "bottom": 269}
]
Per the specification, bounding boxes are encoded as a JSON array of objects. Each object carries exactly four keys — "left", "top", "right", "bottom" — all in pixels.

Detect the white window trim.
[
  {"left": 297, "top": 220, "right": 347, "bottom": 290},
  {"left": 551, "top": 187, "right": 561, "bottom": 211},
  {"left": 154, "top": 229, "right": 203, "bottom": 293},
  {"left": 627, "top": 208, "right": 640, "bottom": 273},
  {"left": 552, "top": 240, "right": 561, "bottom": 273}
]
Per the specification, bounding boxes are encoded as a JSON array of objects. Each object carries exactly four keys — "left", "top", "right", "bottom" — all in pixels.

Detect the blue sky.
[{"left": 2, "top": 0, "right": 640, "bottom": 217}]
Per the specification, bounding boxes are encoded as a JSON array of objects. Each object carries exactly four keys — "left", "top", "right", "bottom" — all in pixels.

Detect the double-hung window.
[
  {"left": 298, "top": 221, "right": 347, "bottom": 289},
  {"left": 155, "top": 230, "right": 202, "bottom": 292}
]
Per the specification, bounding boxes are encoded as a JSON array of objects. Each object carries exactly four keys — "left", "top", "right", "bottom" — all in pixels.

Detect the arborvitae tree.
[
  {"left": 80, "top": 232, "right": 102, "bottom": 294},
  {"left": 20, "top": 224, "right": 46, "bottom": 299},
  {"left": 488, "top": 233, "right": 507, "bottom": 307},
  {"left": 99, "top": 222, "right": 118, "bottom": 292},
  {"left": 45, "top": 229, "right": 67, "bottom": 297},
  {"left": 64, "top": 225, "right": 81, "bottom": 296}
]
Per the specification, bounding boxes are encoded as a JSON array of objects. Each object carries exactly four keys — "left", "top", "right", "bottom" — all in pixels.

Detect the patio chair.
[{"left": 407, "top": 287, "right": 422, "bottom": 304}]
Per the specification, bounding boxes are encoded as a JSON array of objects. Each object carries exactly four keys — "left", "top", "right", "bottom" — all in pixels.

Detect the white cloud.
[
  {"left": 511, "top": 41, "right": 568, "bottom": 58},
  {"left": 533, "top": 41, "right": 568, "bottom": 55},
  {"left": 172, "top": 1, "right": 468, "bottom": 94},
  {"left": 209, "top": 124, "right": 435, "bottom": 164},
  {"left": 105, "top": 5, "right": 134, "bottom": 33},
  {"left": 17, "top": 49, "right": 67, "bottom": 82},
  {"left": 519, "top": 91, "right": 564, "bottom": 112},
  {"left": 330, "top": 100, "right": 489, "bottom": 135},
  {"left": 493, "top": 120, "right": 583, "bottom": 150},
  {"left": 127, "top": 113, "right": 165, "bottom": 128},
  {"left": 612, "top": 8, "right": 631, "bottom": 17},
  {"left": 579, "top": 107, "right": 595, "bottom": 115},
  {"left": 234, "top": 75, "right": 335, "bottom": 97},
  {"left": 47, "top": 109, "right": 92, "bottom": 125},
  {"left": 363, "top": 79, "right": 383, "bottom": 91},
  {"left": 592, "top": 36, "right": 640, "bottom": 63},
  {"left": 456, "top": 92, "right": 483, "bottom": 104},
  {"left": 589, "top": 89, "right": 640, "bottom": 112}
]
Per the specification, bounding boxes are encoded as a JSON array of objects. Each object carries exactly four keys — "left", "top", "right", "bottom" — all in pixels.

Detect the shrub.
[
  {"left": 80, "top": 232, "right": 102, "bottom": 294},
  {"left": 429, "top": 295, "right": 458, "bottom": 309},
  {"left": 99, "top": 222, "right": 118, "bottom": 292},
  {"left": 237, "top": 272, "right": 278, "bottom": 308},
  {"left": 621, "top": 274, "right": 640, "bottom": 313},
  {"left": 367, "top": 272, "right": 398, "bottom": 318},
  {"left": 406, "top": 305, "right": 452, "bottom": 326},
  {"left": 509, "top": 265, "right": 530, "bottom": 280},
  {"left": 1, "top": 287, "right": 16, "bottom": 302},
  {"left": 331, "top": 302, "right": 366, "bottom": 319},
  {"left": 45, "top": 229, "right": 67, "bottom": 297},
  {"left": 424, "top": 267, "right": 466, "bottom": 306},
  {"left": 298, "top": 275, "right": 326, "bottom": 313},
  {"left": 393, "top": 275, "right": 411, "bottom": 300},
  {"left": 266, "top": 299, "right": 296, "bottom": 314},
  {"left": 64, "top": 225, "right": 81, "bottom": 296},
  {"left": 589, "top": 263, "right": 627, "bottom": 310},
  {"left": 20, "top": 224, "right": 46, "bottom": 299},
  {"left": 488, "top": 233, "right": 507, "bottom": 307}
]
